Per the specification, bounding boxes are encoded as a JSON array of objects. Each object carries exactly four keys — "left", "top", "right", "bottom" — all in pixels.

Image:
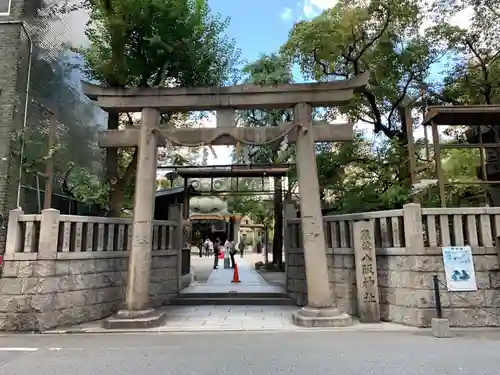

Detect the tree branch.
[
  {"left": 312, "top": 50, "right": 348, "bottom": 77},
  {"left": 464, "top": 37, "right": 492, "bottom": 104},
  {"left": 355, "top": 5, "right": 391, "bottom": 61}
]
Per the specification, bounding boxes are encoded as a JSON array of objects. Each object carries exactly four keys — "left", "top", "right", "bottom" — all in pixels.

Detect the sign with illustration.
[{"left": 442, "top": 246, "right": 477, "bottom": 291}]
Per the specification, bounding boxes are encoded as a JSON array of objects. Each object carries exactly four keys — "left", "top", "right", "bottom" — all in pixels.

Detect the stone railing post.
[
  {"left": 403, "top": 203, "right": 424, "bottom": 254},
  {"left": 38, "top": 209, "right": 60, "bottom": 260},
  {"left": 283, "top": 200, "right": 297, "bottom": 293},
  {"left": 4, "top": 208, "right": 24, "bottom": 260},
  {"left": 168, "top": 204, "right": 183, "bottom": 292}
]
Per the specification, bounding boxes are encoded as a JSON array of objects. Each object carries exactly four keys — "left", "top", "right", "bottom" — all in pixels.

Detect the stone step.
[
  {"left": 179, "top": 292, "right": 287, "bottom": 299},
  {"left": 170, "top": 296, "right": 296, "bottom": 306}
]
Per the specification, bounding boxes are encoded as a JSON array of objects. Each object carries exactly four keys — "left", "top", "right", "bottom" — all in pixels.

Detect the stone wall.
[
  {"left": 285, "top": 204, "right": 500, "bottom": 327},
  {"left": 0, "top": 208, "right": 181, "bottom": 331}
]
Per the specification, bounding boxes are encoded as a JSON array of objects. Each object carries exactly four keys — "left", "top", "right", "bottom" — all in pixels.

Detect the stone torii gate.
[{"left": 82, "top": 72, "right": 369, "bottom": 328}]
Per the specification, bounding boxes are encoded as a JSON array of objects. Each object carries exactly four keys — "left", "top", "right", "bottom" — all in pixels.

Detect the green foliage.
[
  {"left": 77, "top": 0, "right": 241, "bottom": 88},
  {"left": 236, "top": 54, "right": 294, "bottom": 165},
  {"left": 71, "top": 0, "right": 242, "bottom": 214},
  {"left": 226, "top": 195, "right": 265, "bottom": 219},
  {"left": 281, "top": 0, "right": 443, "bottom": 138},
  {"left": 432, "top": 2, "right": 500, "bottom": 105}
]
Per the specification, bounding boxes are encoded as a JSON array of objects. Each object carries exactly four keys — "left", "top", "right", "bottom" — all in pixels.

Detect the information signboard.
[{"left": 442, "top": 246, "right": 477, "bottom": 291}]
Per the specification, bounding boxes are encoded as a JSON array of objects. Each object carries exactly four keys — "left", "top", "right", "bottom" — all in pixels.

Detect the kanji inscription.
[{"left": 353, "top": 221, "right": 380, "bottom": 323}]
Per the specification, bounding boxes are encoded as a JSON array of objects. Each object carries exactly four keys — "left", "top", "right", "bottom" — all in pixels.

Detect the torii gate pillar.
[
  {"left": 104, "top": 108, "right": 166, "bottom": 328},
  {"left": 292, "top": 103, "right": 351, "bottom": 327}
]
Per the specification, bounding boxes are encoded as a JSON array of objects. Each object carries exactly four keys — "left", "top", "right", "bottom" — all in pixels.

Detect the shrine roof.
[
  {"left": 155, "top": 184, "right": 201, "bottom": 198},
  {"left": 163, "top": 164, "right": 292, "bottom": 178},
  {"left": 423, "top": 105, "right": 500, "bottom": 126}
]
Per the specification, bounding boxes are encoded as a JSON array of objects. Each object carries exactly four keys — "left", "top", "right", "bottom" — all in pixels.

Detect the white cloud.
[
  {"left": 301, "top": 0, "right": 338, "bottom": 19},
  {"left": 420, "top": 5, "right": 473, "bottom": 34},
  {"left": 280, "top": 7, "right": 293, "bottom": 21},
  {"left": 299, "top": 0, "right": 473, "bottom": 29}
]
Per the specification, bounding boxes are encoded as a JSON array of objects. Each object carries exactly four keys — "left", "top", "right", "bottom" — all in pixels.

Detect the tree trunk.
[
  {"left": 109, "top": 185, "right": 126, "bottom": 218},
  {"left": 396, "top": 106, "right": 411, "bottom": 187},
  {"left": 272, "top": 176, "right": 283, "bottom": 265}
]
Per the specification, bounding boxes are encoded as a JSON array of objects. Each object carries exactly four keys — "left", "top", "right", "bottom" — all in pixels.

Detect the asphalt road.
[{"left": 0, "top": 331, "right": 498, "bottom": 375}]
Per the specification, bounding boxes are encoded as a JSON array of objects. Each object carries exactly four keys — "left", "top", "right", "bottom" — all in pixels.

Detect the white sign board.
[
  {"left": 442, "top": 246, "right": 477, "bottom": 291},
  {"left": 0, "top": 0, "right": 11, "bottom": 15}
]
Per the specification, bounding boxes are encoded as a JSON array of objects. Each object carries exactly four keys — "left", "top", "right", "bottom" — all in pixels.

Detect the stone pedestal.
[
  {"left": 292, "top": 307, "right": 352, "bottom": 327},
  {"left": 103, "top": 308, "right": 166, "bottom": 329},
  {"left": 103, "top": 108, "right": 165, "bottom": 329},
  {"left": 431, "top": 318, "right": 451, "bottom": 338},
  {"left": 292, "top": 102, "right": 352, "bottom": 327}
]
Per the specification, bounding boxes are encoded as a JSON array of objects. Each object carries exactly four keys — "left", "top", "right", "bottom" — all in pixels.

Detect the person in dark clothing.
[
  {"left": 213, "top": 240, "right": 221, "bottom": 269},
  {"left": 238, "top": 240, "right": 245, "bottom": 258}
]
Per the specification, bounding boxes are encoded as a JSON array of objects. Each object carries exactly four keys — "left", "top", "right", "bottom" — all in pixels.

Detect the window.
[{"left": 0, "top": 0, "right": 11, "bottom": 15}]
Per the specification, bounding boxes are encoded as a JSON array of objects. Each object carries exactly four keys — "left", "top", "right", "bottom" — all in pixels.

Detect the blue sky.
[
  {"left": 208, "top": 0, "right": 302, "bottom": 65},
  {"left": 207, "top": 0, "right": 332, "bottom": 77}
]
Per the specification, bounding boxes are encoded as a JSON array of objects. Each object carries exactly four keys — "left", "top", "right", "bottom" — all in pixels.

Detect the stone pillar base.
[
  {"left": 103, "top": 308, "right": 166, "bottom": 330},
  {"left": 292, "top": 306, "right": 353, "bottom": 328},
  {"left": 431, "top": 318, "right": 451, "bottom": 338}
]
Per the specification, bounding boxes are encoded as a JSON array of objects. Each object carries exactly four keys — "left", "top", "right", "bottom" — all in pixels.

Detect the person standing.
[
  {"left": 213, "top": 239, "right": 220, "bottom": 269},
  {"left": 229, "top": 239, "right": 237, "bottom": 268},
  {"left": 203, "top": 238, "right": 210, "bottom": 257},
  {"left": 238, "top": 240, "right": 245, "bottom": 258}
]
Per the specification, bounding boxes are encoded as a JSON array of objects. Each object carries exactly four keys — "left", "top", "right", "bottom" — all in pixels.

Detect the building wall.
[{"left": 286, "top": 204, "right": 500, "bottom": 327}]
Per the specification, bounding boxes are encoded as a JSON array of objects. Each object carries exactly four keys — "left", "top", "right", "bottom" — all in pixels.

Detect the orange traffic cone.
[{"left": 231, "top": 263, "right": 241, "bottom": 283}]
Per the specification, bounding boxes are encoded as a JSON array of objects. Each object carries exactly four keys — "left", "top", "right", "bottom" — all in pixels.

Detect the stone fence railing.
[
  {"left": 287, "top": 209, "right": 405, "bottom": 252},
  {"left": 285, "top": 203, "right": 500, "bottom": 328},
  {"left": 0, "top": 207, "right": 189, "bottom": 331},
  {"left": 421, "top": 207, "right": 500, "bottom": 249},
  {"left": 287, "top": 205, "right": 500, "bottom": 253},
  {"left": 4, "top": 208, "right": 178, "bottom": 260}
]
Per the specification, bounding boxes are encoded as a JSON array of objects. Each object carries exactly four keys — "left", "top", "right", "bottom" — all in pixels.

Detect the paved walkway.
[
  {"left": 182, "top": 257, "right": 283, "bottom": 294},
  {"left": 45, "top": 305, "right": 417, "bottom": 333}
]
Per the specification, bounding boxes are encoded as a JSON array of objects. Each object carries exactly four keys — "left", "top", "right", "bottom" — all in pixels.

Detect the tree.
[
  {"left": 73, "top": 0, "right": 241, "bottom": 216},
  {"left": 282, "top": 0, "right": 445, "bottom": 137},
  {"left": 429, "top": 1, "right": 500, "bottom": 105},
  {"left": 226, "top": 195, "right": 265, "bottom": 220},
  {"left": 280, "top": 0, "right": 451, "bottom": 185}
]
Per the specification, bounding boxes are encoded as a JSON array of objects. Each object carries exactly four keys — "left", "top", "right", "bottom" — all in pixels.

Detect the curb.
[{"left": 39, "top": 325, "right": 423, "bottom": 335}]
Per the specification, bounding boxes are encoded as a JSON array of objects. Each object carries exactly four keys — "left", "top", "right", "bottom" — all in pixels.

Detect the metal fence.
[{"left": 15, "top": 1, "right": 107, "bottom": 213}]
